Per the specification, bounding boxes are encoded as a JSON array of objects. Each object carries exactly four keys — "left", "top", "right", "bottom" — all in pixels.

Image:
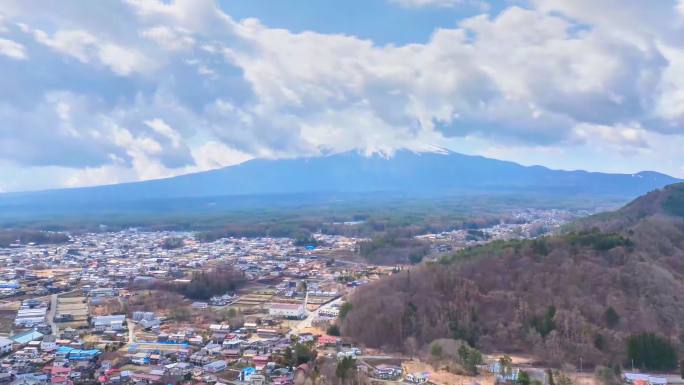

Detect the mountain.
[
  {"left": 2, "top": 150, "right": 680, "bottom": 203},
  {"left": 0, "top": 151, "right": 678, "bottom": 229},
  {"left": 341, "top": 183, "right": 684, "bottom": 367}
]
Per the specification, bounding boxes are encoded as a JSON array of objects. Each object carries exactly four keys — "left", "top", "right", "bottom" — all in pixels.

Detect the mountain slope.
[
  {"left": 2, "top": 151, "right": 680, "bottom": 203},
  {"left": 341, "top": 183, "right": 684, "bottom": 366}
]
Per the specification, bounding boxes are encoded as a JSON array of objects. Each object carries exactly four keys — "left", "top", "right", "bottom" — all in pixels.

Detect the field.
[
  {"left": 403, "top": 360, "right": 496, "bottom": 385},
  {"left": 55, "top": 296, "right": 89, "bottom": 329}
]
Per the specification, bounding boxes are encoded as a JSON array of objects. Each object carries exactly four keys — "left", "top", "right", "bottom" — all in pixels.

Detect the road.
[
  {"left": 46, "top": 289, "right": 82, "bottom": 336},
  {"left": 47, "top": 294, "right": 58, "bottom": 335},
  {"left": 128, "top": 321, "right": 135, "bottom": 344},
  {"left": 287, "top": 296, "right": 344, "bottom": 337}
]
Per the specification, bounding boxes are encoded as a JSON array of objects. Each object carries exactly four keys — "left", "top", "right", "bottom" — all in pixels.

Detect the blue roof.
[
  {"left": 11, "top": 330, "right": 44, "bottom": 344},
  {"left": 56, "top": 346, "right": 74, "bottom": 355},
  {"left": 69, "top": 349, "right": 100, "bottom": 360},
  {"left": 242, "top": 367, "right": 256, "bottom": 375},
  {"left": 55, "top": 346, "right": 101, "bottom": 360}
]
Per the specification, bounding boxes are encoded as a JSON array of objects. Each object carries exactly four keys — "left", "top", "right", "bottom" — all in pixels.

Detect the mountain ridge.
[{"left": 1, "top": 150, "right": 679, "bottom": 201}]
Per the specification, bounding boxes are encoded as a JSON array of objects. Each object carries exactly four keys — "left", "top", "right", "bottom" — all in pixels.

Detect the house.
[
  {"left": 489, "top": 363, "right": 520, "bottom": 383},
  {"left": 316, "top": 335, "right": 339, "bottom": 348},
  {"left": 249, "top": 374, "right": 266, "bottom": 385},
  {"left": 40, "top": 335, "right": 58, "bottom": 352},
  {"left": 51, "top": 375, "right": 71, "bottom": 385},
  {"left": 243, "top": 322, "right": 258, "bottom": 332},
  {"left": 139, "top": 318, "right": 160, "bottom": 330},
  {"left": 268, "top": 303, "right": 306, "bottom": 319},
  {"left": 131, "top": 353, "right": 150, "bottom": 365},
  {"left": 44, "top": 367, "right": 72, "bottom": 377},
  {"left": 15, "top": 307, "right": 47, "bottom": 327},
  {"left": 91, "top": 315, "right": 126, "bottom": 332},
  {"left": 203, "top": 360, "right": 227, "bottom": 373},
  {"left": 256, "top": 328, "right": 279, "bottom": 338},
  {"left": 130, "top": 373, "right": 161, "bottom": 384},
  {"left": 406, "top": 372, "right": 429, "bottom": 383},
  {"left": 253, "top": 355, "right": 270, "bottom": 371},
  {"left": 624, "top": 373, "right": 668, "bottom": 385},
  {"left": 89, "top": 288, "right": 117, "bottom": 298},
  {"left": 55, "top": 346, "right": 101, "bottom": 361},
  {"left": 272, "top": 375, "right": 293, "bottom": 385},
  {"left": 132, "top": 312, "right": 155, "bottom": 321},
  {"left": 224, "top": 349, "right": 240, "bottom": 359},
  {"left": 11, "top": 330, "right": 44, "bottom": 346},
  {"left": 0, "top": 337, "right": 13, "bottom": 354},
  {"left": 240, "top": 367, "right": 257, "bottom": 382},
  {"left": 374, "top": 365, "right": 402, "bottom": 380}
]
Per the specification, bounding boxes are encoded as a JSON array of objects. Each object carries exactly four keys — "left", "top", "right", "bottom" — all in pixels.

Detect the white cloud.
[
  {"left": 191, "top": 141, "right": 252, "bottom": 170},
  {"left": 388, "top": 0, "right": 487, "bottom": 9},
  {"left": 62, "top": 140, "right": 251, "bottom": 188},
  {"left": 33, "top": 28, "right": 154, "bottom": 75},
  {"left": 572, "top": 123, "right": 649, "bottom": 152},
  {"left": 140, "top": 25, "right": 194, "bottom": 51},
  {"left": 0, "top": 0, "right": 684, "bottom": 190},
  {"left": 145, "top": 118, "right": 182, "bottom": 148},
  {"left": 0, "top": 37, "right": 26, "bottom": 59}
]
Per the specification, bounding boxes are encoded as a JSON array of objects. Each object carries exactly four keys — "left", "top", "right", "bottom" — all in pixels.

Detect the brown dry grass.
[{"left": 403, "top": 360, "right": 496, "bottom": 385}]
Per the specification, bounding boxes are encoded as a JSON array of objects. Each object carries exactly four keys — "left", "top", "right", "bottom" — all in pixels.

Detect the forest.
[
  {"left": 358, "top": 230, "right": 430, "bottom": 265},
  {"left": 157, "top": 264, "right": 247, "bottom": 300},
  {"left": 342, "top": 184, "right": 684, "bottom": 369},
  {"left": 0, "top": 230, "right": 69, "bottom": 247}
]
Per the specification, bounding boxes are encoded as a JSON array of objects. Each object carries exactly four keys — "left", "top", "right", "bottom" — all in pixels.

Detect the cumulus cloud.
[
  {"left": 0, "top": 0, "right": 683, "bottom": 189},
  {"left": 0, "top": 37, "right": 26, "bottom": 59}
]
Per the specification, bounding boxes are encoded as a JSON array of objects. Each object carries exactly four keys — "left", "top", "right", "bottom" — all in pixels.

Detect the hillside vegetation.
[{"left": 342, "top": 183, "right": 684, "bottom": 368}]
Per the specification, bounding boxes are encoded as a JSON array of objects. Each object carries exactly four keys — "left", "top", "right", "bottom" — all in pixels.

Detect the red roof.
[
  {"left": 45, "top": 367, "right": 72, "bottom": 375},
  {"left": 317, "top": 335, "right": 339, "bottom": 344},
  {"left": 131, "top": 373, "right": 162, "bottom": 381}
]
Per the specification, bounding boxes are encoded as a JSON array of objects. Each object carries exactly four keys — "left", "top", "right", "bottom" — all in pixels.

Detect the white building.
[
  {"left": 269, "top": 303, "right": 306, "bottom": 319},
  {"left": 15, "top": 307, "right": 47, "bottom": 327},
  {"left": 92, "top": 315, "right": 126, "bottom": 331}
]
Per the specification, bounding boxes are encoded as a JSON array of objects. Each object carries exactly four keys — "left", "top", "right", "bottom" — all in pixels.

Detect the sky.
[{"left": 1, "top": 0, "right": 684, "bottom": 192}]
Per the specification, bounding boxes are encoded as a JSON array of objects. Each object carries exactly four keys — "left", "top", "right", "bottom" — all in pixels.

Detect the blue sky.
[
  {"left": 0, "top": 0, "right": 684, "bottom": 192},
  {"left": 217, "top": 0, "right": 508, "bottom": 45}
]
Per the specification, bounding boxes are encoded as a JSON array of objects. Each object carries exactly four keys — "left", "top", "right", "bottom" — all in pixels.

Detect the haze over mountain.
[
  {"left": 0, "top": 151, "right": 678, "bottom": 228},
  {"left": 2, "top": 151, "right": 679, "bottom": 202}
]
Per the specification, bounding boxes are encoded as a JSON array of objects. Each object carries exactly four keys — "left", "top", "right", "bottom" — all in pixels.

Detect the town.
[{"left": 0, "top": 207, "right": 675, "bottom": 385}]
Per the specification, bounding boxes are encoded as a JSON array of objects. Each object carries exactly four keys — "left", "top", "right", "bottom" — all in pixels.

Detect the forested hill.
[{"left": 341, "top": 183, "right": 684, "bottom": 368}]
